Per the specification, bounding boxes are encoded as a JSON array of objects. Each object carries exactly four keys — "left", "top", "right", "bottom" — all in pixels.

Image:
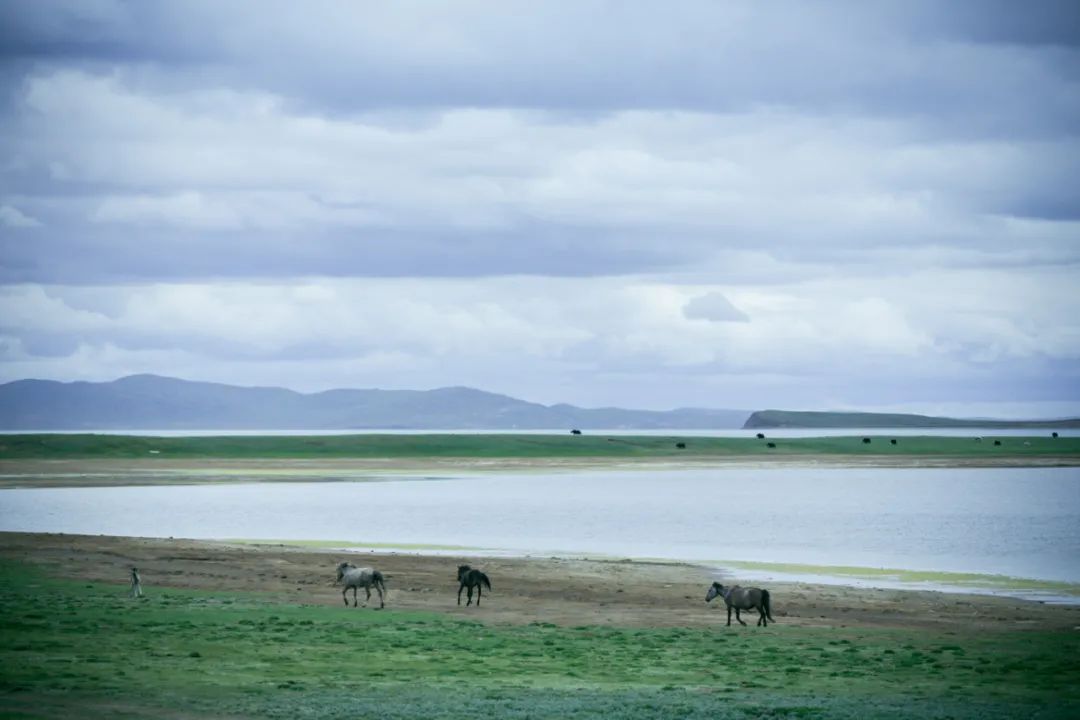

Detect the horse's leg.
[
  {"left": 758, "top": 602, "right": 767, "bottom": 626},
  {"left": 735, "top": 608, "right": 746, "bottom": 626},
  {"left": 342, "top": 587, "right": 349, "bottom": 606},
  {"left": 458, "top": 583, "right": 464, "bottom": 605},
  {"left": 376, "top": 585, "right": 384, "bottom": 609},
  {"left": 476, "top": 584, "right": 482, "bottom": 606},
  {"left": 364, "top": 586, "right": 371, "bottom": 607},
  {"left": 726, "top": 605, "right": 732, "bottom": 626},
  {"left": 467, "top": 585, "right": 474, "bottom": 606},
  {"left": 352, "top": 586, "right": 359, "bottom": 607}
]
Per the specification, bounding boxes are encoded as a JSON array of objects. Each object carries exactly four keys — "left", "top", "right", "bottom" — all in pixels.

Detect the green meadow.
[
  {"left": 1, "top": 432, "right": 1077, "bottom": 460},
  {"left": 1, "top": 561, "right": 1077, "bottom": 719}
]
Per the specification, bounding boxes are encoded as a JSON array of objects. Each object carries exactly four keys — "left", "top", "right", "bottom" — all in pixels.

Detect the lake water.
[{"left": 1, "top": 466, "right": 1078, "bottom": 587}]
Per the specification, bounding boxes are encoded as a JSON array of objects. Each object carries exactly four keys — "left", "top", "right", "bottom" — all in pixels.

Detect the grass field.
[
  {"left": 1, "top": 432, "right": 1077, "bottom": 460},
  {"left": 1, "top": 560, "right": 1077, "bottom": 719}
]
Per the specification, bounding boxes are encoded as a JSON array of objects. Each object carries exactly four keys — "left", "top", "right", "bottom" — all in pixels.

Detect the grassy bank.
[
  {"left": 1, "top": 432, "right": 1078, "bottom": 461},
  {"left": 1, "top": 560, "right": 1077, "bottom": 719}
]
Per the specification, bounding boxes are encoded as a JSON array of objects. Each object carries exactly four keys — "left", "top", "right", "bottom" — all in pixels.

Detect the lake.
[{"left": 1, "top": 466, "right": 1078, "bottom": 588}]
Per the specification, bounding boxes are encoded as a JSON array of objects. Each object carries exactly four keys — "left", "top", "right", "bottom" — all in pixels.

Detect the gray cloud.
[
  {"left": 1, "top": 1, "right": 1077, "bottom": 414},
  {"left": 683, "top": 292, "right": 749, "bottom": 323},
  {"left": 2, "top": 2, "right": 1077, "bottom": 135}
]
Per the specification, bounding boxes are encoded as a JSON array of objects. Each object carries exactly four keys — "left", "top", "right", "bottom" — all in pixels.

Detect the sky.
[{"left": 1, "top": 1, "right": 1079, "bottom": 417}]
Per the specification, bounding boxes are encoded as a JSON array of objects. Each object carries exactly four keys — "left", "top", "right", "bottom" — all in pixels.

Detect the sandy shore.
[
  {"left": 2, "top": 454, "right": 1078, "bottom": 488},
  {"left": 2, "top": 531, "right": 1076, "bottom": 633}
]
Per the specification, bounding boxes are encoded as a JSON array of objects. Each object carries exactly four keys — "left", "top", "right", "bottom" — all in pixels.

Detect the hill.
[
  {"left": 744, "top": 409, "right": 1080, "bottom": 429},
  {"left": 0, "top": 375, "right": 749, "bottom": 430}
]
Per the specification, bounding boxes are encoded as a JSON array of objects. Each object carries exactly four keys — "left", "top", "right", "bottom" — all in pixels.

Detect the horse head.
[
  {"left": 336, "top": 561, "right": 352, "bottom": 581},
  {"left": 457, "top": 565, "right": 471, "bottom": 581},
  {"left": 706, "top": 582, "right": 724, "bottom": 603}
]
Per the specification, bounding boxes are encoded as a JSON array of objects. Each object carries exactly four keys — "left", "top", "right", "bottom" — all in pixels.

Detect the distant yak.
[
  {"left": 570, "top": 429, "right": 582, "bottom": 435},
  {"left": 766, "top": 442, "right": 776, "bottom": 448},
  {"left": 890, "top": 439, "right": 898, "bottom": 445},
  {"left": 756, "top": 433, "right": 765, "bottom": 439},
  {"left": 862, "top": 437, "right": 871, "bottom": 444},
  {"left": 675, "top": 442, "right": 686, "bottom": 449}
]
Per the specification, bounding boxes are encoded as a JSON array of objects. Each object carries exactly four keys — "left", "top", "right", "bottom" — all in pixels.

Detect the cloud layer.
[{"left": 1, "top": 1, "right": 1078, "bottom": 415}]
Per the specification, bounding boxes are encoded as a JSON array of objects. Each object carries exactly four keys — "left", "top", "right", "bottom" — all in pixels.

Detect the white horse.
[{"left": 336, "top": 561, "right": 386, "bottom": 608}]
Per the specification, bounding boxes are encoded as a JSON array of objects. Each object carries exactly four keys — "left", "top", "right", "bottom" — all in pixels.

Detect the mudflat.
[
  {"left": 2, "top": 453, "right": 1078, "bottom": 488},
  {"left": 1, "top": 531, "right": 1075, "bottom": 632}
]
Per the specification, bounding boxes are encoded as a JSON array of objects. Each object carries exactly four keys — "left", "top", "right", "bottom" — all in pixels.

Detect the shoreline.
[
  {"left": 2, "top": 453, "right": 1079, "bottom": 488},
  {"left": 242, "top": 540, "right": 1080, "bottom": 605},
  {"left": 2, "top": 531, "right": 1077, "bottom": 632}
]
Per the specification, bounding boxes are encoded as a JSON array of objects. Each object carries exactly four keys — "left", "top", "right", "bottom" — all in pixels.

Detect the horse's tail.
[
  {"left": 761, "top": 589, "right": 774, "bottom": 621},
  {"left": 481, "top": 572, "right": 491, "bottom": 591},
  {"left": 373, "top": 570, "right": 386, "bottom": 593}
]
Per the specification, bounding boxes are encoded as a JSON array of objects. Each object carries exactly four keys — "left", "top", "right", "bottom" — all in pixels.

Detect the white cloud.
[
  {"left": 0, "top": 204, "right": 42, "bottom": 228},
  {"left": 12, "top": 71, "right": 1079, "bottom": 253},
  {"left": 1, "top": 264, "right": 1076, "bottom": 410}
]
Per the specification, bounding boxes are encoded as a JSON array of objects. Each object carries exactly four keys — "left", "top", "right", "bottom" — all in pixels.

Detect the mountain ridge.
[
  {"left": 0, "top": 375, "right": 749, "bottom": 430},
  {"left": 4, "top": 376, "right": 1075, "bottom": 431}
]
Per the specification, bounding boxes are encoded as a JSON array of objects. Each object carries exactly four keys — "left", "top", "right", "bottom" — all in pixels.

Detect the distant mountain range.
[
  {"left": 0, "top": 375, "right": 750, "bottom": 430},
  {"left": 1, "top": 375, "right": 1075, "bottom": 431}
]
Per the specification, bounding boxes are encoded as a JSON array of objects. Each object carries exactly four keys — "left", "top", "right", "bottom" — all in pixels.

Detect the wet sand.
[
  {"left": 2, "top": 454, "right": 1078, "bottom": 488},
  {"left": 2, "top": 531, "right": 1076, "bottom": 633}
]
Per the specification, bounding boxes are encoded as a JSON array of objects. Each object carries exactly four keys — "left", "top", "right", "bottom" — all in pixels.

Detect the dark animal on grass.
[
  {"left": 994, "top": 440, "right": 1002, "bottom": 446},
  {"left": 1052, "top": 432, "right": 1059, "bottom": 438},
  {"left": 676, "top": 442, "right": 686, "bottom": 449},
  {"left": 756, "top": 433, "right": 765, "bottom": 439},
  {"left": 457, "top": 565, "right": 492, "bottom": 606},
  {"left": 571, "top": 429, "right": 582, "bottom": 435},
  {"left": 862, "top": 437, "right": 871, "bottom": 444},
  {"left": 766, "top": 442, "right": 776, "bottom": 448},
  {"left": 706, "top": 582, "right": 774, "bottom": 627},
  {"left": 336, "top": 562, "right": 385, "bottom": 608},
  {"left": 890, "top": 438, "right": 898, "bottom": 445},
  {"left": 129, "top": 566, "right": 143, "bottom": 599}
]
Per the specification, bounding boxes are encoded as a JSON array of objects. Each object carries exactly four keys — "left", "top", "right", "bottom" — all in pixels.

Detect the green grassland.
[
  {"left": 1, "top": 432, "right": 1078, "bottom": 460},
  {"left": 1, "top": 561, "right": 1077, "bottom": 719}
]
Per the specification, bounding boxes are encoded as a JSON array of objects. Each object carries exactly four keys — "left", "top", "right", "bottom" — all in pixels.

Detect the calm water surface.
[{"left": 1, "top": 467, "right": 1078, "bottom": 583}]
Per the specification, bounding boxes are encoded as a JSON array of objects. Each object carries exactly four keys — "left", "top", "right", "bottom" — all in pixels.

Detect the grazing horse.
[
  {"left": 336, "top": 562, "right": 386, "bottom": 608},
  {"left": 457, "top": 565, "right": 492, "bottom": 606},
  {"left": 706, "top": 582, "right": 774, "bottom": 627},
  {"left": 129, "top": 567, "right": 143, "bottom": 598}
]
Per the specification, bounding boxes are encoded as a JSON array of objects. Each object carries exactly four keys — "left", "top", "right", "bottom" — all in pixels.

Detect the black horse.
[
  {"left": 706, "top": 581, "right": 774, "bottom": 626},
  {"left": 457, "top": 565, "right": 492, "bottom": 606}
]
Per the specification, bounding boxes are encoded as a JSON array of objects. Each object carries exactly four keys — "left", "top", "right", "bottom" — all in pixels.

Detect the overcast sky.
[{"left": 1, "top": 1, "right": 1078, "bottom": 417}]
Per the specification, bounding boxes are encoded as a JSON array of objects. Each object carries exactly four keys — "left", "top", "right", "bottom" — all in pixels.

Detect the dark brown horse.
[
  {"left": 457, "top": 565, "right": 491, "bottom": 606},
  {"left": 706, "top": 582, "right": 774, "bottom": 626}
]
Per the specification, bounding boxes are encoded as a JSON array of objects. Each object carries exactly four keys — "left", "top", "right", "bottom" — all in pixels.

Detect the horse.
[
  {"left": 457, "top": 564, "right": 492, "bottom": 606},
  {"left": 706, "top": 582, "right": 774, "bottom": 626},
  {"left": 336, "top": 561, "right": 386, "bottom": 608},
  {"left": 129, "top": 566, "right": 143, "bottom": 599}
]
